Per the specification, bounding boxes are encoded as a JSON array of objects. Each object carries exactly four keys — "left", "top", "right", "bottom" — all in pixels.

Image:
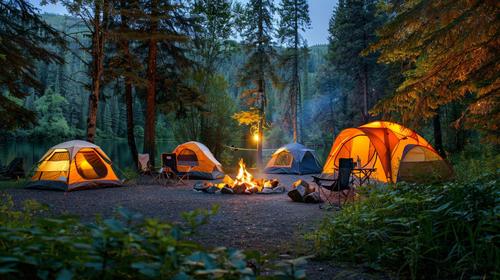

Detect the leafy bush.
[
  {"left": 0, "top": 194, "right": 306, "bottom": 279},
  {"left": 308, "top": 172, "right": 499, "bottom": 279}
]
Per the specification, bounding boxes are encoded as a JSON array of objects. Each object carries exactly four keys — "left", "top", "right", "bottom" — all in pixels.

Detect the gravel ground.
[{"left": 4, "top": 174, "right": 382, "bottom": 279}]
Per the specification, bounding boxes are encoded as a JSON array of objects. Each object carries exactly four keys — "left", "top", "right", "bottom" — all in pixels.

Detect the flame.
[{"left": 233, "top": 159, "right": 260, "bottom": 191}]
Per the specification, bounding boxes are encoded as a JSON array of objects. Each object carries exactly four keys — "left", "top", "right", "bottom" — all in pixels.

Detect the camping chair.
[
  {"left": 312, "top": 158, "right": 355, "bottom": 208},
  {"left": 161, "top": 153, "right": 189, "bottom": 185},
  {"left": 138, "top": 153, "right": 166, "bottom": 185},
  {"left": 0, "top": 158, "right": 25, "bottom": 180}
]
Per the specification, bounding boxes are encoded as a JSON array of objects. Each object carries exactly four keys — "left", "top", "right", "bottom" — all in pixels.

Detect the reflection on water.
[
  {"left": 0, "top": 139, "right": 176, "bottom": 172},
  {"left": 0, "top": 139, "right": 331, "bottom": 174}
]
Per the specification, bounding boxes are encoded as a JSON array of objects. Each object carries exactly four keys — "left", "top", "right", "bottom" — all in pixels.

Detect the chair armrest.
[{"left": 312, "top": 175, "right": 337, "bottom": 182}]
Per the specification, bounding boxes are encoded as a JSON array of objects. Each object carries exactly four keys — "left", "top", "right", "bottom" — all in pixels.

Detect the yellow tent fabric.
[
  {"left": 172, "top": 141, "right": 224, "bottom": 179},
  {"left": 323, "top": 121, "right": 453, "bottom": 183},
  {"left": 27, "top": 140, "right": 121, "bottom": 191}
]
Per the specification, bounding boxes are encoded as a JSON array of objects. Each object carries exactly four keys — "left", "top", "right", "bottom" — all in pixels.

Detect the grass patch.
[
  {"left": 307, "top": 171, "right": 499, "bottom": 279},
  {"left": 0, "top": 179, "right": 28, "bottom": 190}
]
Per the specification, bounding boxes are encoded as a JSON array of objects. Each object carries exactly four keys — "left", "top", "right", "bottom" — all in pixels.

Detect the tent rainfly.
[
  {"left": 172, "top": 141, "right": 224, "bottom": 180},
  {"left": 26, "top": 140, "right": 122, "bottom": 191},
  {"left": 323, "top": 121, "right": 453, "bottom": 183},
  {"left": 264, "top": 143, "right": 322, "bottom": 175}
]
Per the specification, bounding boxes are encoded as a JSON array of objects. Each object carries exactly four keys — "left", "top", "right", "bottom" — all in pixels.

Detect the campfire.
[{"left": 193, "top": 159, "right": 284, "bottom": 194}]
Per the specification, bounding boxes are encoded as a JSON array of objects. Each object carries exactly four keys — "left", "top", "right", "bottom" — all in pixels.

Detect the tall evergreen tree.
[
  {"left": 328, "top": 0, "right": 387, "bottom": 124},
  {"left": 0, "top": 0, "right": 65, "bottom": 130},
  {"left": 369, "top": 0, "right": 499, "bottom": 143},
  {"left": 190, "top": 0, "right": 234, "bottom": 155},
  {"left": 277, "top": 0, "right": 310, "bottom": 143},
  {"left": 237, "top": 0, "right": 278, "bottom": 168},
  {"left": 140, "top": 0, "right": 195, "bottom": 165},
  {"left": 62, "top": 0, "right": 111, "bottom": 143}
]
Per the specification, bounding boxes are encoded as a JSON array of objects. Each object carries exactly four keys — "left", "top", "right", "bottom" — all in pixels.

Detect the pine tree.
[
  {"left": 328, "top": 0, "right": 387, "bottom": 124},
  {"left": 62, "top": 0, "right": 111, "bottom": 143},
  {"left": 0, "top": 0, "right": 65, "bottom": 131},
  {"left": 236, "top": 0, "right": 279, "bottom": 168},
  {"left": 369, "top": 0, "right": 499, "bottom": 142},
  {"left": 277, "top": 0, "right": 310, "bottom": 143}
]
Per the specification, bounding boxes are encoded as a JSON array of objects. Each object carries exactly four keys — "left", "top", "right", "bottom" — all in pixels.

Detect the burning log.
[{"left": 193, "top": 159, "right": 283, "bottom": 195}]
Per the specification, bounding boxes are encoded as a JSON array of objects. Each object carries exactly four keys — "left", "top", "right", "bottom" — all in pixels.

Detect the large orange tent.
[
  {"left": 323, "top": 121, "right": 453, "bottom": 183},
  {"left": 26, "top": 140, "right": 122, "bottom": 191}
]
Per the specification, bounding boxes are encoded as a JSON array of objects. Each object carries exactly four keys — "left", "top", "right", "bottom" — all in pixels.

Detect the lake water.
[{"left": 0, "top": 139, "right": 280, "bottom": 174}]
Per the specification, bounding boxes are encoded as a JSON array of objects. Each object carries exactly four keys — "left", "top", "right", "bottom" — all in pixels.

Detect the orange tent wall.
[{"left": 323, "top": 121, "right": 445, "bottom": 183}]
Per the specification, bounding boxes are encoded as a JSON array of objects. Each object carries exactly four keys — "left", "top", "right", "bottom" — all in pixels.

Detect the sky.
[{"left": 29, "top": 0, "right": 337, "bottom": 45}]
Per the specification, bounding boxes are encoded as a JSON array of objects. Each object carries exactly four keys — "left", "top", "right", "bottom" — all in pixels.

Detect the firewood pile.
[
  {"left": 287, "top": 180, "right": 322, "bottom": 203},
  {"left": 193, "top": 159, "right": 284, "bottom": 194}
]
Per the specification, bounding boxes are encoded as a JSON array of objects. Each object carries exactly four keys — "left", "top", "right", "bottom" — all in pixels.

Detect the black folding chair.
[
  {"left": 161, "top": 153, "right": 188, "bottom": 185},
  {"left": 312, "top": 158, "right": 355, "bottom": 208}
]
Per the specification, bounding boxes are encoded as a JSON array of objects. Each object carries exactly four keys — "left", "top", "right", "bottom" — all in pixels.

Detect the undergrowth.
[
  {"left": 0, "top": 195, "right": 307, "bottom": 279},
  {"left": 308, "top": 170, "right": 499, "bottom": 279}
]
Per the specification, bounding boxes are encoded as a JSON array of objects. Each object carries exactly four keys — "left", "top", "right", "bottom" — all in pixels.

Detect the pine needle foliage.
[
  {"left": 0, "top": 0, "right": 65, "bottom": 130},
  {"left": 368, "top": 0, "right": 499, "bottom": 142}
]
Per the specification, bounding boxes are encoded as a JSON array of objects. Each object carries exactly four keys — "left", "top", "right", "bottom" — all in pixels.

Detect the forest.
[
  {"left": 0, "top": 0, "right": 498, "bottom": 279},
  {"left": 2, "top": 0, "right": 496, "bottom": 168}
]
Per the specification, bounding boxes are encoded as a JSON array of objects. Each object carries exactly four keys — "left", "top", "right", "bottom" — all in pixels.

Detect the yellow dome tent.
[
  {"left": 26, "top": 140, "right": 122, "bottom": 191},
  {"left": 323, "top": 121, "right": 453, "bottom": 183},
  {"left": 172, "top": 141, "right": 224, "bottom": 179}
]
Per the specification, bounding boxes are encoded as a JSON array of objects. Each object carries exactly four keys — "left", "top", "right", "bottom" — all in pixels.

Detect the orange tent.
[
  {"left": 26, "top": 140, "right": 122, "bottom": 191},
  {"left": 323, "top": 121, "right": 453, "bottom": 183}
]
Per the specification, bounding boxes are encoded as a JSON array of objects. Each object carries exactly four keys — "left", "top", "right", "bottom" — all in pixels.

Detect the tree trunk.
[
  {"left": 433, "top": 109, "right": 446, "bottom": 158},
  {"left": 292, "top": 0, "right": 299, "bottom": 143},
  {"left": 119, "top": 0, "right": 138, "bottom": 168},
  {"left": 256, "top": 0, "right": 264, "bottom": 170},
  {"left": 361, "top": 65, "right": 369, "bottom": 123},
  {"left": 144, "top": 0, "right": 158, "bottom": 165},
  {"left": 86, "top": 1, "right": 104, "bottom": 143}
]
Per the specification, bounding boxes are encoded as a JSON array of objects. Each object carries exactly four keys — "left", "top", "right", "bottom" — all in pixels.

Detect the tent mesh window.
[
  {"left": 49, "top": 152, "right": 70, "bottom": 161},
  {"left": 274, "top": 151, "right": 293, "bottom": 167},
  {"left": 75, "top": 151, "right": 108, "bottom": 179},
  {"left": 178, "top": 149, "right": 199, "bottom": 166}
]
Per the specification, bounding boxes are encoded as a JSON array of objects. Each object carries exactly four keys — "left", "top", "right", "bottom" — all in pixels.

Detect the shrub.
[
  {"left": 0, "top": 194, "right": 306, "bottom": 279},
  {"left": 307, "top": 172, "right": 499, "bottom": 279}
]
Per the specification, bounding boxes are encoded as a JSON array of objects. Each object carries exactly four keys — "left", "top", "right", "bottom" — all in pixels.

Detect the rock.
[
  {"left": 206, "top": 186, "right": 219, "bottom": 194},
  {"left": 288, "top": 189, "right": 304, "bottom": 202},
  {"left": 193, "top": 181, "right": 208, "bottom": 192},
  {"left": 247, "top": 186, "right": 259, "bottom": 193},
  {"left": 220, "top": 186, "right": 234, "bottom": 194},
  {"left": 273, "top": 186, "right": 285, "bottom": 193},
  {"left": 304, "top": 192, "right": 322, "bottom": 203},
  {"left": 261, "top": 187, "right": 274, "bottom": 194}
]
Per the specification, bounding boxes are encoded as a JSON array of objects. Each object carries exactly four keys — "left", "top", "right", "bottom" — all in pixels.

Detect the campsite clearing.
[{"left": 3, "top": 174, "right": 381, "bottom": 279}]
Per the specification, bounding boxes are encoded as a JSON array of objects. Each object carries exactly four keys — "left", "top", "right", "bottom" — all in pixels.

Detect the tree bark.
[
  {"left": 291, "top": 0, "right": 299, "bottom": 143},
  {"left": 144, "top": 0, "right": 158, "bottom": 166},
  {"left": 433, "top": 109, "right": 446, "bottom": 158},
  {"left": 256, "top": 0, "right": 264, "bottom": 169},
  {"left": 119, "top": 0, "right": 138, "bottom": 168},
  {"left": 86, "top": 1, "right": 105, "bottom": 143}
]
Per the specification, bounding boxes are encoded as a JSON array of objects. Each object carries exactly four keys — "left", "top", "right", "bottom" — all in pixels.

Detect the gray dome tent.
[{"left": 264, "top": 143, "right": 322, "bottom": 174}]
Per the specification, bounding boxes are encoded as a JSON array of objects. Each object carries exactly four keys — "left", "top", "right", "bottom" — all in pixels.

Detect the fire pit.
[{"left": 193, "top": 159, "right": 284, "bottom": 194}]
